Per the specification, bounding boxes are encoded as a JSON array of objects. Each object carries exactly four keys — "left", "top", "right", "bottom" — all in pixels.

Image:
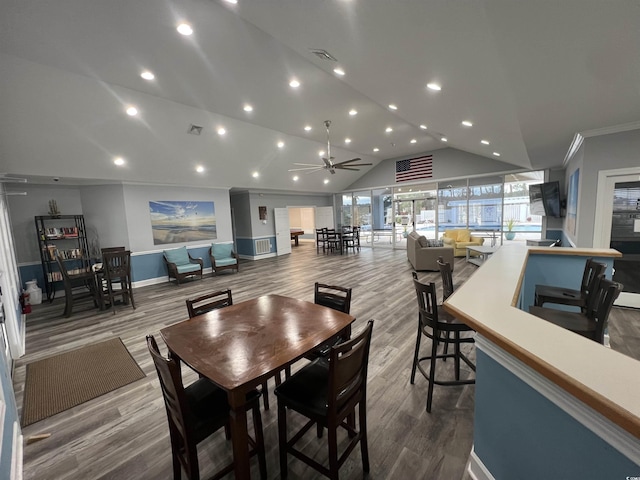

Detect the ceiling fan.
[{"left": 288, "top": 120, "right": 372, "bottom": 175}]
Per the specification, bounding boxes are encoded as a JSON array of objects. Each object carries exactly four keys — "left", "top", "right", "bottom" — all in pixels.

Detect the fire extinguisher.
[{"left": 20, "top": 291, "right": 32, "bottom": 314}]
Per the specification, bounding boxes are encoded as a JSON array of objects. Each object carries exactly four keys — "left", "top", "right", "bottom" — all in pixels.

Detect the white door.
[
  {"left": 594, "top": 169, "right": 640, "bottom": 308},
  {"left": 274, "top": 208, "right": 291, "bottom": 256}
]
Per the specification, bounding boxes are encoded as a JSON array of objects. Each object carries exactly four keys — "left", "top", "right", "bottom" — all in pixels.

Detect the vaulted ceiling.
[{"left": 1, "top": 0, "right": 639, "bottom": 193}]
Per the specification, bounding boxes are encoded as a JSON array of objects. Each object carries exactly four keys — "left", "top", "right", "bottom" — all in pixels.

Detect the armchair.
[
  {"left": 441, "top": 229, "right": 484, "bottom": 257},
  {"left": 209, "top": 242, "right": 239, "bottom": 275},
  {"left": 162, "top": 246, "right": 203, "bottom": 285}
]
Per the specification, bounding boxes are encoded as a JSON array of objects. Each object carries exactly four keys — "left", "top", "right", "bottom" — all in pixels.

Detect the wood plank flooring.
[{"left": 12, "top": 242, "right": 640, "bottom": 480}]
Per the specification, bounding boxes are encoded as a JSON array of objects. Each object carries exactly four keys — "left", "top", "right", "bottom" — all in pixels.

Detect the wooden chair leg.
[
  {"left": 359, "top": 401, "right": 370, "bottom": 473},
  {"left": 410, "top": 322, "right": 422, "bottom": 384},
  {"left": 278, "top": 401, "right": 289, "bottom": 479},
  {"left": 262, "top": 381, "right": 269, "bottom": 410},
  {"left": 252, "top": 404, "right": 267, "bottom": 480},
  {"left": 426, "top": 332, "right": 438, "bottom": 413}
]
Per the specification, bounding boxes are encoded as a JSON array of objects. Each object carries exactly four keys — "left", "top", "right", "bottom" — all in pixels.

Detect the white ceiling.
[{"left": 1, "top": 0, "right": 639, "bottom": 193}]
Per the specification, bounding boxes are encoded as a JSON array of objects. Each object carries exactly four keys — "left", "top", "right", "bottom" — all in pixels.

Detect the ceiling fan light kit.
[{"left": 288, "top": 120, "right": 372, "bottom": 175}]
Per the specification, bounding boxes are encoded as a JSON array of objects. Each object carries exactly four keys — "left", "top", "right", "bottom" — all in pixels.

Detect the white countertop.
[{"left": 443, "top": 244, "right": 640, "bottom": 438}]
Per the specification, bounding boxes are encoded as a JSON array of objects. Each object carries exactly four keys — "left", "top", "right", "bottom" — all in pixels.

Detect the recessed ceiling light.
[
  {"left": 323, "top": 179, "right": 329, "bottom": 184},
  {"left": 481, "top": 139, "right": 490, "bottom": 145},
  {"left": 217, "top": 127, "right": 226, "bottom": 136},
  {"left": 420, "top": 124, "right": 427, "bottom": 130},
  {"left": 196, "top": 165, "right": 204, "bottom": 173},
  {"left": 349, "top": 109, "right": 358, "bottom": 116},
  {"left": 388, "top": 104, "right": 398, "bottom": 110},
  {"left": 304, "top": 125, "right": 312, "bottom": 131},
  {"left": 177, "top": 23, "right": 193, "bottom": 36},
  {"left": 333, "top": 68, "right": 345, "bottom": 76},
  {"left": 345, "top": 138, "right": 351, "bottom": 144},
  {"left": 289, "top": 78, "right": 301, "bottom": 88},
  {"left": 493, "top": 152, "right": 501, "bottom": 157},
  {"left": 140, "top": 70, "right": 155, "bottom": 81},
  {"left": 252, "top": 171, "right": 259, "bottom": 178},
  {"left": 277, "top": 141, "right": 285, "bottom": 148},
  {"left": 113, "top": 157, "right": 125, "bottom": 166},
  {"left": 243, "top": 104, "right": 253, "bottom": 112},
  {"left": 223, "top": 0, "right": 237, "bottom": 4},
  {"left": 441, "top": 137, "right": 448, "bottom": 142},
  {"left": 385, "top": 127, "right": 393, "bottom": 133},
  {"left": 410, "top": 139, "right": 417, "bottom": 144},
  {"left": 293, "top": 175, "right": 299, "bottom": 181},
  {"left": 373, "top": 147, "right": 380, "bottom": 152},
  {"left": 462, "top": 121, "right": 473, "bottom": 127},
  {"left": 427, "top": 83, "right": 442, "bottom": 91},
  {"left": 319, "top": 150, "right": 325, "bottom": 157},
  {"left": 126, "top": 106, "right": 138, "bottom": 116}
]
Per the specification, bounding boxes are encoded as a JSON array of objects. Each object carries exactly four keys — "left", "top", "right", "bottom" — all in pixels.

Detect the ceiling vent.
[
  {"left": 187, "top": 124, "right": 203, "bottom": 135},
  {"left": 309, "top": 49, "right": 337, "bottom": 62}
]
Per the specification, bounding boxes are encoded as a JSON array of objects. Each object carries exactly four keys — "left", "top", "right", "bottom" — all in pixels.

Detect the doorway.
[{"left": 594, "top": 168, "right": 640, "bottom": 308}]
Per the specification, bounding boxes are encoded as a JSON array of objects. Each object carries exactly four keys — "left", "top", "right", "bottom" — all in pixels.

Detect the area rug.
[{"left": 22, "top": 337, "right": 145, "bottom": 427}]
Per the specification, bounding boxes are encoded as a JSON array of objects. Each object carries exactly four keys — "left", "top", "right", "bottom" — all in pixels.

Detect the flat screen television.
[{"left": 529, "top": 181, "right": 562, "bottom": 217}]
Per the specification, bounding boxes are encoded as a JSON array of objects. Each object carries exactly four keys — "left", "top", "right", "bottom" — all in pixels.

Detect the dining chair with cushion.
[
  {"left": 209, "top": 243, "right": 239, "bottom": 275},
  {"left": 163, "top": 247, "right": 203, "bottom": 285},
  {"left": 534, "top": 258, "right": 606, "bottom": 312},
  {"left": 146, "top": 335, "right": 267, "bottom": 480},
  {"left": 101, "top": 249, "right": 135, "bottom": 314},
  {"left": 184, "top": 289, "right": 271, "bottom": 411},
  {"left": 55, "top": 255, "right": 98, "bottom": 318},
  {"left": 274, "top": 320, "right": 374, "bottom": 480},
  {"left": 411, "top": 275, "right": 475, "bottom": 413},
  {"left": 529, "top": 276, "right": 622, "bottom": 344}
]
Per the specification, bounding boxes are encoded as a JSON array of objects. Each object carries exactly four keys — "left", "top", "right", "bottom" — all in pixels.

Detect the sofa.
[
  {"left": 441, "top": 229, "right": 484, "bottom": 257},
  {"left": 406, "top": 231, "right": 455, "bottom": 271}
]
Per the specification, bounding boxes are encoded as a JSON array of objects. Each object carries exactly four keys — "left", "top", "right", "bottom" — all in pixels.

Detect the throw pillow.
[
  {"left": 457, "top": 230, "right": 471, "bottom": 242},
  {"left": 427, "top": 239, "right": 444, "bottom": 247},
  {"left": 417, "top": 236, "right": 428, "bottom": 247}
]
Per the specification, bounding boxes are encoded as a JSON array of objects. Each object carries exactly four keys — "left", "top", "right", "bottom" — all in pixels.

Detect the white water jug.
[{"left": 25, "top": 280, "right": 42, "bottom": 305}]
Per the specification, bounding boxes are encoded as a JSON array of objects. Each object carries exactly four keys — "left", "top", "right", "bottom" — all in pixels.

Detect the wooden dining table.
[{"left": 160, "top": 294, "right": 356, "bottom": 479}]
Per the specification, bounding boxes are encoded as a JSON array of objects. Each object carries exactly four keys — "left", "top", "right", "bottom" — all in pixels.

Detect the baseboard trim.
[
  {"left": 467, "top": 447, "right": 494, "bottom": 480},
  {"left": 476, "top": 335, "right": 640, "bottom": 466}
]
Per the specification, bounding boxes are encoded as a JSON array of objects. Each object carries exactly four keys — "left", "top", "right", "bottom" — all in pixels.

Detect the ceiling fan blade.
[
  {"left": 292, "top": 163, "right": 322, "bottom": 166},
  {"left": 338, "top": 163, "right": 372, "bottom": 167},
  {"left": 288, "top": 166, "right": 323, "bottom": 172},
  {"left": 322, "top": 157, "right": 333, "bottom": 168},
  {"left": 334, "top": 157, "right": 362, "bottom": 165},
  {"left": 335, "top": 167, "right": 361, "bottom": 171}
]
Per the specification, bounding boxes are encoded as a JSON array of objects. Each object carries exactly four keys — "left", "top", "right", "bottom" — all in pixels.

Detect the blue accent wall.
[
  {"left": 130, "top": 246, "right": 211, "bottom": 282},
  {"left": 546, "top": 229, "right": 571, "bottom": 247},
  {"left": 236, "top": 237, "right": 276, "bottom": 257},
  {"left": 474, "top": 349, "right": 639, "bottom": 479}
]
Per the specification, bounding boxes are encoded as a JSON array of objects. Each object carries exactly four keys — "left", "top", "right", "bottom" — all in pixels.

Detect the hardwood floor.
[{"left": 13, "top": 242, "right": 640, "bottom": 479}]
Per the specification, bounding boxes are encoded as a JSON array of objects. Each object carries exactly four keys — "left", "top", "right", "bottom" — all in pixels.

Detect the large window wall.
[{"left": 337, "top": 171, "right": 546, "bottom": 249}]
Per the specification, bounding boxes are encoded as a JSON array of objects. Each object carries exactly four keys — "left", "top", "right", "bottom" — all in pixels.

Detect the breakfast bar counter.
[{"left": 442, "top": 244, "right": 640, "bottom": 479}]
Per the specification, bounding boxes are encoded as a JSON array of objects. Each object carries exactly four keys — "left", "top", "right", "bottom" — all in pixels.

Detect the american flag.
[{"left": 395, "top": 155, "right": 433, "bottom": 182}]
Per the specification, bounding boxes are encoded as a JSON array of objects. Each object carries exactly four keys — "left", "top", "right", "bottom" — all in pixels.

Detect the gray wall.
[
  {"left": 347, "top": 147, "right": 522, "bottom": 190},
  {"left": 80, "top": 184, "right": 128, "bottom": 255},
  {"left": 230, "top": 192, "right": 252, "bottom": 238},
  {"left": 566, "top": 129, "right": 640, "bottom": 247},
  {"left": 8, "top": 184, "right": 84, "bottom": 264}
]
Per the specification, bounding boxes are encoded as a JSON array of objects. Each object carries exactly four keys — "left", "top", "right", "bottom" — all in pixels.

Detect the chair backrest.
[
  {"left": 328, "top": 320, "right": 374, "bottom": 414},
  {"left": 101, "top": 246, "right": 126, "bottom": 254},
  {"left": 185, "top": 289, "right": 233, "bottom": 318},
  {"left": 146, "top": 335, "right": 196, "bottom": 476},
  {"left": 314, "top": 282, "right": 352, "bottom": 314},
  {"left": 102, "top": 250, "right": 131, "bottom": 281},
  {"left": 581, "top": 259, "right": 607, "bottom": 299},
  {"left": 211, "top": 243, "right": 234, "bottom": 260},
  {"left": 437, "top": 256, "right": 454, "bottom": 301},
  {"left": 412, "top": 274, "right": 439, "bottom": 330},
  {"left": 591, "top": 278, "right": 623, "bottom": 344},
  {"left": 55, "top": 255, "right": 71, "bottom": 282},
  {"left": 164, "top": 246, "right": 191, "bottom": 266}
]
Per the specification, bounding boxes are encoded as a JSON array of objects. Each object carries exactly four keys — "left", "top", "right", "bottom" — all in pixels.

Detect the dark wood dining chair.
[
  {"left": 146, "top": 335, "right": 267, "bottom": 480},
  {"left": 185, "top": 289, "right": 233, "bottom": 318},
  {"left": 324, "top": 228, "right": 341, "bottom": 254},
  {"left": 315, "top": 228, "right": 327, "bottom": 253},
  {"left": 184, "top": 289, "right": 271, "bottom": 411},
  {"left": 100, "top": 246, "right": 126, "bottom": 254},
  {"left": 101, "top": 249, "right": 135, "bottom": 314},
  {"left": 534, "top": 258, "right": 606, "bottom": 312},
  {"left": 274, "top": 320, "right": 374, "bottom": 480},
  {"left": 529, "top": 276, "right": 622, "bottom": 344},
  {"left": 304, "top": 282, "right": 353, "bottom": 361},
  {"left": 411, "top": 275, "right": 475, "bottom": 413},
  {"left": 55, "top": 255, "right": 98, "bottom": 318}
]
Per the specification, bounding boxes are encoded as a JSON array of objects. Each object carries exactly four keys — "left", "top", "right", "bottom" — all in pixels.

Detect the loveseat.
[
  {"left": 441, "top": 229, "right": 484, "bottom": 257},
  {"left": 406, "top": 231, "right": 455, "bottom": 271}
]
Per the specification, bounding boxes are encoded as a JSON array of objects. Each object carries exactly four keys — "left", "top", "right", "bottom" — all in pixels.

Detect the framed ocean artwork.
[{"left": 149, "top": 200, "right": 216, "bottom": 245}]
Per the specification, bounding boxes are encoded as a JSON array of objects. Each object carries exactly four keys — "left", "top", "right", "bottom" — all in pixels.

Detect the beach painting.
[{"left": 149, "top": 200, "right": 217, "bottom": 245}]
